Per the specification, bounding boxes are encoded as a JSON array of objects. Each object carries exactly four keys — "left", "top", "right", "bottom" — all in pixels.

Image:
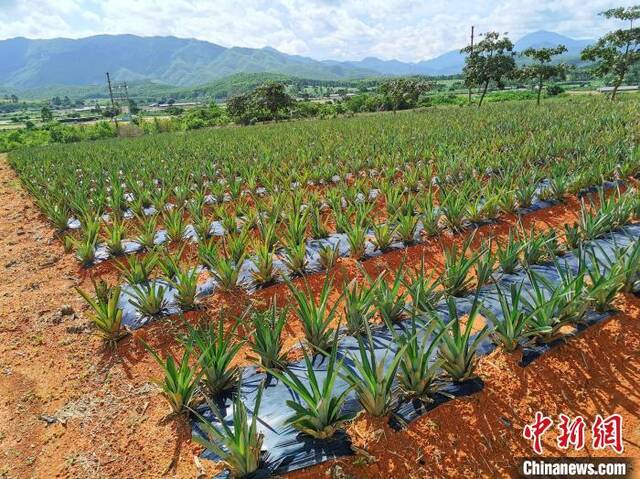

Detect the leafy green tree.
[
  {"left": 462, "top": 31, "right": 516, "bottom": 107},
  {"left": 226, "top": 83, "right": 293, "bottom": 124},
  {"left": 179, "top": 103, "right": 228, "bottom": 130},
  {"left": 226, "top": 93, "right": 252, "bottom": 123},
  {"left": 128, "top": 99, "right": 140, "bottom": 115},
  {"left": 519, "top": 45, "right": 568, "bottom": 105},
  {"left": 379, "top": 78, "right": 433, "bottom": 113},
  {"left": 40, "top": 106, "right": 53, "bottom": 123},
  {"left": 252, "top": 82, "right": 292, "bottom": 119},
  {"left": 581, "top": 5, "right": 640, "bottom": 100}
]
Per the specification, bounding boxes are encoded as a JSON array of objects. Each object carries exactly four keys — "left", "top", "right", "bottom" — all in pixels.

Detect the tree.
[
  {"left": 252, "top": 82, "right": 292, "bottom": 119},
  {"left": 226, "top": 83, "right": 293, "bottom": 124},
  {"left": 128, "top": 99, "right": 140, "bottom": 115},
  {"left": 519, "top": 45, "right": 568, "bottom": 105},
  {"left": 581, "top": 5, "right": 640, "bottom": 100},
  {"left": 462, "top": 31, "right": 516, "bottom": 107},
  {"left": 379, "top": 78, "right": 433, "bottom": 113},
  {"left": 226, "top": 93, "right": 251, "bottom": 123},
  {"left": 40, "top": 106, "right": 53, "bottom": 123}
]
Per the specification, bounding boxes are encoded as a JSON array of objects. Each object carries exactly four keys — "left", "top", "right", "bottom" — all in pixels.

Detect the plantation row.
[
  {"left": 131, "top": 188, "right": 639, "bottom": 477},
  {"left": 7, "top": 97, "right": 640, "bottom": 275}
]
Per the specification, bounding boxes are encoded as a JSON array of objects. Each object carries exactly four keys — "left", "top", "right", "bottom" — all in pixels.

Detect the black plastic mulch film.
[{"left": 167, "top": 189, "right": 637, "bottom": 477}]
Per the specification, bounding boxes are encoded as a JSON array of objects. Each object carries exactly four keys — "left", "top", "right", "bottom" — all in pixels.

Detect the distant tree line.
[{"left": 0, "top": 121, "right": 117, "bottom": 152}]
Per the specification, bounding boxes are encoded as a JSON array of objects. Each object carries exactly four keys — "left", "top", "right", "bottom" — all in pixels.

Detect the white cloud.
[{"left": 0, "top": 0, "right": 637, "bottom": 61}]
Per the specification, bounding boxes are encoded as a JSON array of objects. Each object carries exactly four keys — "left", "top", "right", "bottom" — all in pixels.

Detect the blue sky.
[{"left": 0, "top": 0, "right": 636, "bottom": 62}]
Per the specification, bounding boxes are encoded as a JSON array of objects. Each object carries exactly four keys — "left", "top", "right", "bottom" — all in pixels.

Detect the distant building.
[
  {"left": 148, "top": 101, "right": 200, "bottom": 110},
  {"left": 597, "top": 85, "right": 639, "bottom": 93}
]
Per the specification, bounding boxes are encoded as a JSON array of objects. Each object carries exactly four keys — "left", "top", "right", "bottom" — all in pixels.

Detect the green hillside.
[{"left": 0, "top": 35, "right": 376, "bottom": 90}]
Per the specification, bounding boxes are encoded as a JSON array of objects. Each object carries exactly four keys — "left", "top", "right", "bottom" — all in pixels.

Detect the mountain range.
[
  {"left": 0, "top": 31, "right": 593, "bottom": 91},
  {"left": 341, "top": 31, "right": 592, "bottom": 76}
]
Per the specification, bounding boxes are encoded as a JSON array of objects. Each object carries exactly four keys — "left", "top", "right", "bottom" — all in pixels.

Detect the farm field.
[{"left": 2, "top": 95, "right": 640, "bottom": 478}]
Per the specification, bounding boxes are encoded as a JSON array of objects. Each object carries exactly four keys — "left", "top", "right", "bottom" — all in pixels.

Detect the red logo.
[{"left": 523, "top": 413, "right": 624, "bottom": 455}]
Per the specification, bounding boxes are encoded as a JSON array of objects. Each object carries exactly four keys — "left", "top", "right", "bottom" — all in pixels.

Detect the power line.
[
  {"left": 106, "top": 72, "right": 119, "bottom": 128},
  {"left": 106, "top": 72, "right": 131, "bottom": 128}
]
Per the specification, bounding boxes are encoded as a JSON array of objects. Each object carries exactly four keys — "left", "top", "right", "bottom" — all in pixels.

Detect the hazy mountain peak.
[{"left": 515, "top": 30, "right": 592, "bottom": 50}]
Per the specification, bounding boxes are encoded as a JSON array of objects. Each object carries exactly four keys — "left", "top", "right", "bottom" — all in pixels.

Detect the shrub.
[{"left": 546, "top": 84, "right": 565, "bottom": 96}]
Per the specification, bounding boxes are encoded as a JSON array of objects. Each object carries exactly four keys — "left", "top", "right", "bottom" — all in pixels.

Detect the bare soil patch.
[{"left": 0, "top": 155, "right": 205, "bottom": 478}]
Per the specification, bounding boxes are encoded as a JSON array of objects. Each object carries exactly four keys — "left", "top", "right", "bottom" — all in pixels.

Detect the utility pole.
[
  {"left": 106, "top": 72, "right": 119, "bottom": 128},
  {"left": 468, "top": 25, "right": 474, "bottom": 105}
]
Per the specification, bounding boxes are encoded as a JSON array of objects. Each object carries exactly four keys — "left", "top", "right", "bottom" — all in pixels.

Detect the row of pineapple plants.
[
  {"left": 38, "top": 166, "right": 640, "bottom": 312},
  {"left": 164, "top": 239, "right": 640, "bottom": 477},
  {"left": 11, "top": 98, "right": 638, "bottom": 218}
]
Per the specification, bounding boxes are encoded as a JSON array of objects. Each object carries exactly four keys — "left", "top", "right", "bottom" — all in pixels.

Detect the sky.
[{"left": 0, "top": 0, "right": 636, "bottom": 62}]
